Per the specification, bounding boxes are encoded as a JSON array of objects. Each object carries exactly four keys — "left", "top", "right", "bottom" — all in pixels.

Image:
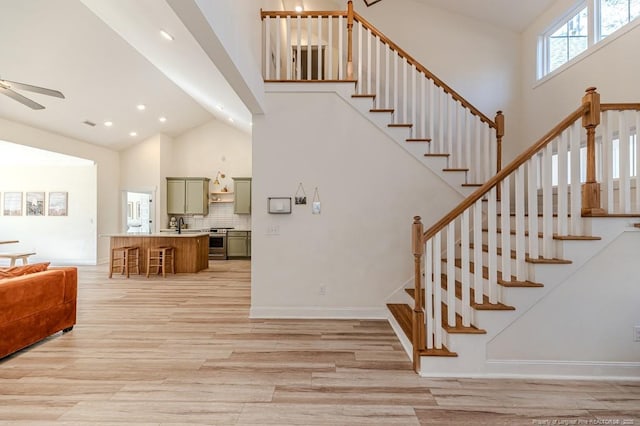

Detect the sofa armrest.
[{"left": 51, "top": 267, "right": 78, "bottom": 303}]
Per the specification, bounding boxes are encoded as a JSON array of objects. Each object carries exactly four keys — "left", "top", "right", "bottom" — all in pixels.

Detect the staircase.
[{"left": 261, "top": 3, "right": 640, "bottom": 378}]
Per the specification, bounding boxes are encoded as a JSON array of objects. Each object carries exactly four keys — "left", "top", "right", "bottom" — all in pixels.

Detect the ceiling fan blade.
[
  {"left": 1, "top": 80, "right": 65, "bottom": 99},
  {"left": 0, "top": 87, "right": 45, "bottom": 110}
]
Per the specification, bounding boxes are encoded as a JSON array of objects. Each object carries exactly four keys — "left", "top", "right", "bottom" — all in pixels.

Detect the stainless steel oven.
[{"left": 209, "top": 228, "right": 232, "bottom": 260}]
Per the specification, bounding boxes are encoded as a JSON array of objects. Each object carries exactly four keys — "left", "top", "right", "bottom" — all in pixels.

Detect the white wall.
[
  {"left": 488, "top": 231, "right": 640, "bottom": 364},
  {"left": 356, "top": 0, "right": 522, "bottom": 162},
  {"left": 251, "top": 90, "right": 463, "bottom": 317},
  {"left": 0, "top": 163, "right": 97, "bottom": 265},
  {"left": 521, "top": 0, "right": 640, "bottom": 149},
  {"left": 0, "top": 118, "right": 119, "bottom": 264}
]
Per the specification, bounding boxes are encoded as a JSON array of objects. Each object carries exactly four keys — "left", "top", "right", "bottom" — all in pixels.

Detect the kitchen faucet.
[{"left": 177, "top": 217, "right": 185, "bottom": 234}]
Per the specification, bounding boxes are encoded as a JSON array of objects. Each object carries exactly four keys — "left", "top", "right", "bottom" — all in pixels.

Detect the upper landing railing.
[{"left": 261, "top": 1, "right": 504, "bottom": 185}]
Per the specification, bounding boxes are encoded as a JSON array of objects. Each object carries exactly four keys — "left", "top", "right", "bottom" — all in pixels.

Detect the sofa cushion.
[
  {"left": 0, "top": 262, "right": 50, "bottom": 279},
  {"left": 0, "top": 269, "right": 65, "bottom": 324}
]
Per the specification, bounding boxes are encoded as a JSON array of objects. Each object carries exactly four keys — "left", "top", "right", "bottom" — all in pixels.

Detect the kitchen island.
[{"left": 107, "top": 233, "right": 209, "bottom": 273}]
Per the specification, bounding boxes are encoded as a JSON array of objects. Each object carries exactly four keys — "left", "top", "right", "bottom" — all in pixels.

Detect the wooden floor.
[{"left": 1, "top": 261, "right": 638, "bottom": 425}]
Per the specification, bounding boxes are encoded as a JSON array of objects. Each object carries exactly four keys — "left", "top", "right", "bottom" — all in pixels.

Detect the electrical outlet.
[
  {"left": 319, "top": 285, "right": 326, "bottom": 296},
  {"left": 634, "top": 326, "right": 640, "bottom": 342}
]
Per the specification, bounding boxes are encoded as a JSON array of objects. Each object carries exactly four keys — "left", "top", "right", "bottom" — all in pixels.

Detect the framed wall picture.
[
  {"left": 3, "top": 192, "right": 23, "bottom": 216},
  {"left": 26, "top": 192, "right": 45, "bottom": 216},
  {"left": 267, "top": 197, "right": 292, "bottom": 214},
  {"left": 48, "top": 192, "right": 68, "bottom": 216}
]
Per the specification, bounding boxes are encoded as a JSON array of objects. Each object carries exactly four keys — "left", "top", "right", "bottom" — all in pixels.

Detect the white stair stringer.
[
  {"left": 418, "top": 217, "right": 639, "bottom": 379},
  {"left": 264, "top": 81, "right": 477, "bottom": 198}
]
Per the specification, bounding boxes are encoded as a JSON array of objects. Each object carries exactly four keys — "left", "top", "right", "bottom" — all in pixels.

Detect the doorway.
[{"left": 125, "top": 191, "right": 153, "bottom": 234}]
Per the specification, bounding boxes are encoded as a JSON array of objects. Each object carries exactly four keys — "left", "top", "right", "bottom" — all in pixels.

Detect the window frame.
[{"left": 537, "top": 0, "right": 640, "bottom": 81}]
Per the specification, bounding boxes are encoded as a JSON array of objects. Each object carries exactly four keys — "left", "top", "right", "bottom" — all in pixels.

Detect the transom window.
[{"left": 539, "top": 0, "right": 640, "bottom": 79}]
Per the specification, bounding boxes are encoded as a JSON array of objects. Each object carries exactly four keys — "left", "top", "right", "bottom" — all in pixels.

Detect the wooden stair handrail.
[
  {"left": 352, "top": 12, "right": 496, "bottom": 128},
  {"left": 422, "top": 103, "right": 589, "bottom": 243},
  {"left": 601, "top": 103, "right": 640, "bottom": 111}
]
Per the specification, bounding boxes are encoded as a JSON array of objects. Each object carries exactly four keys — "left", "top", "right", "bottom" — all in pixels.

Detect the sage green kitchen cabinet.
[
  {"left": 227, "top": 230, "right": 251, "bottom": 258},
  {"left": 166, "top": 177, "right": 210, "bottom": 215},
  {"left": 233, "top": 177, "right": 252, "bottom": 215}
]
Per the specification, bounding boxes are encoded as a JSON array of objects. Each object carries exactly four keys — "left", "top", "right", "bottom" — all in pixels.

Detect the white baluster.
[
  {"left": 636, "top": 111, "right": 640, "bottom": 211},
  {"left": 447, "top": 97, "right": 453, "bottom": 162},
  {"left": 428, "top": 82, "right": 435, "bottom": 149},
  {"left": 317, "top": 16, "right": 322, "bottom": 80},
  {"left": 474, "top": 116, "right": 482, "bottom": 183},
  {"left": 357, "top": 21, "right": 362, "bottom": 92},
  {"left": 296, "top": 16, "right": 302, "bottom": 79},
  {"left": 425, "top": 238, "right": 434, "bottom": 349},
  {"left": 433, "top": 232, "right": 442, "bottom": 349},
  {"left": 570, "top": 122, "right": 582, "bottom": 235},
  {"left": 306, "top": 17, "right": 312, "bottom": 80},
  {"left": 487, "top": 190, "right": 498, "bottom": 304},
  {"left": 264, "top": 17, "right": 270, "bottom": 79},
  {"left": 473, "top": 201, "right": 483, "bottom": 305},
  {"left": 515, "top": 166, "right": 526, "bottom": 281},
  {"left": 402, "top": 59, "right": 408, "bottom": 124},
  {"left": 484, "top": 124, "right": 491, "bottom": 182},
  {"left": 439, "top": 91, "right": 446, "bottom": 154},
  {"left": 275, "top": 17, "right": 282, "bottom": 80},
  {"left": 412, "top": 66, "right": 417, "bottom": 136},
  {"left": 446, "top": 221, "right": 456, "bottom": 327},
  {"left": 338, "top": 16, "right": 343, "bottom": 79},
  {"left": 500, "top": 175, "right": 512, "bottom": 283},
  {"left": 375, "top": 34, "right": 380, "bottom": 108},
  {"left": 393, "top": 53, "right": 398, "bottom": 123},
  {"left": 465, "top": 110, "right": 471, "bottom": 175},
  {"left": 455, "top": 103, "right": 462, "bottom": 169},
  {"left": 601, "top": 111, "right": 613, "bottom": 212},
  {"left": 557, "top": 131, "right": 569, "bottom": 236},
  {"left": 366, "top": 27, "right": 371, "bottom": 93},
  {"left": 420, "top": 73, "right": 426, "bottom": 139},
  {"left": 286, "top": 16, "right": 292, "bottom": 79},
  {"left": 542, "top": 143, "right": 554, "bottom": 258},
  {"left": 328, "top": 16, "right": 333, "bottom": 79},
  {"left": 527, "top": 155, "right": 539, "bottom": 260},
  {"left": 461, "top": 209, "right": 471, "bottom": 327},
  {"left": 619, "top": 111, "right": 631, "bottom": 213},
  {"left": 384, "top": 43, "right": 390, "bottom": 109}
]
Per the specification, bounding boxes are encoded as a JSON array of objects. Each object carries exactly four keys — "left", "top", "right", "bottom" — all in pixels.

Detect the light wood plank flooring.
[{"left": 1, "top": 261, "right": 638, "bottom": 425}]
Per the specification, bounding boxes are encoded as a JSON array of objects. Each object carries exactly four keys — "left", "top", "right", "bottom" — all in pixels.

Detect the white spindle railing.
[
  {"left": 417, "top": 101, "right": 592, "bottom": 352},
  {"left": 597, "top": 108, "right": 640, "bottom": 214},
  {"left": 261, "top": 6, "right": 501, "bottom": 185}
]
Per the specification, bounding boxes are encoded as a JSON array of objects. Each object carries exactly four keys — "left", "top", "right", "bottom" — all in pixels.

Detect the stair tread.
[
  {"left": 406, "top": 138, "right": 432, "bottom": 142},
  {"left": 388, "top": 123, "right": 413, "bottom": 128},
  {"left": 387, "top": 303, "right": 412, "bottom": 340},
  {"left": 352, "top": 94, "right": 376, "bottom": 98},
  {"left": 405, "top": 289, "right": 486, "bottom": 334},
  {"left": 470, "top": 243, "right": 572, "bottom": 264},
  {"left": 462, "top": 183, "right": 483, "bottom": 187},
  {"left": 635, "top": 223, "right": 640, "bottom": 228},
  {"left": 482, "top": 228, "right": 601, "bottom": 240},
  {"left": 443, "top": 168, "right": 469, "bottom": 172},
  {"left": 419, "top": 346, "right": 458, "bottom": 357},
  {"left": 425, "top": 273, "right": 516, "bottom": 310},
  {"left": 452, "top": 258, "right": 543, "bottom": 287},
  {"left": 424, "top": 153, "right": 450, "bottom": 157},
  {"left": 582, "top": 213, "right": 640, "bottom": 218},
  {"left": 370, "top": 108, "right": 394, "bottom": 113}
]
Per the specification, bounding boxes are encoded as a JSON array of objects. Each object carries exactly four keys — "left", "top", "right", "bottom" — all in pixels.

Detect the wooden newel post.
[
  {"left": 581, "top": 87, "right": 605, "bottom": 216},
  {"left": 495, "top": 111, "right": 505, "bottom": 200},
  {"left": 346, "top": 0, "right": 354, "bottom": 80},
  {"left": 411, "top": 216, "right": 425, "bottom": 373}
]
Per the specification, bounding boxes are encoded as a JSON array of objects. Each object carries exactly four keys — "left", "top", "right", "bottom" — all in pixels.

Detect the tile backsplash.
[{"left": 180, "top": 203, "right": 251, "bottom": 230}]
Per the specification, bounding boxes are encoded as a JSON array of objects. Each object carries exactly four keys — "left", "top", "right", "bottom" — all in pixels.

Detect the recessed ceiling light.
[
  {"left": 137, "top": 104, "right": 146, "bottom": 111},
  {"left": 160, "top": 29, "right": 174, "bottom": 41},
  {"left": 129, "top": 131, "right": 137, "bottom": 137},
  {"left": 159, "top": 116, "right": 167, "bottom": 123},
  {"left": 228, "top": 117, "right": 234, "bottom": 123},
  {"left": 216, "top": 104, "right": 224, "bottom": 111},
  {"left": 295, "top": 5, "right": 303, "bottom": 12},
  {"left": 104, "top": 121, "right": 113, "bottom": 127}
]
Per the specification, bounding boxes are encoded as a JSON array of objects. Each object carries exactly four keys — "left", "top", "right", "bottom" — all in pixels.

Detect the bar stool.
[
  {"left": 109, "top": 246, "right": 140, "bottom": 278},
  {"left": 146, "top": 246, "right": 175, "bottom": 278}
]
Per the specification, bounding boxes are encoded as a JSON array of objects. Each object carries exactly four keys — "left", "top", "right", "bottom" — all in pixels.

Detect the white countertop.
[{"left": 104, "top": 232, "right": 209, "bottom": 238}]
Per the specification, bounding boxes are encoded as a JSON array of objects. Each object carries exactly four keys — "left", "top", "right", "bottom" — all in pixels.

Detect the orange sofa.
[{"left": 0, "top": 267, "right": 77, "bottom": 359}]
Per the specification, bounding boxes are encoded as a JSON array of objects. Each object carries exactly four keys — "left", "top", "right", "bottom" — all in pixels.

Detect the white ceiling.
[{"left": 0, "top": 0, "right": 250, "bottom": 151}]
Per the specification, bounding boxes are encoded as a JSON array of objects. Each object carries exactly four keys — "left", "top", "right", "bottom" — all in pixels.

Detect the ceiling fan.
[{"left": 0, "top": 78, "right": 65, "bottom": 110}]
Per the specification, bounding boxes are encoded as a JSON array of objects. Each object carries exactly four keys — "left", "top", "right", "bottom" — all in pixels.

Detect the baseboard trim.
[
  {"left": 420, "top": 359, "right": 640, "bottom": 380},
  {"left": 249, "top": 306, "right": 388, "bottom": 319}
]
